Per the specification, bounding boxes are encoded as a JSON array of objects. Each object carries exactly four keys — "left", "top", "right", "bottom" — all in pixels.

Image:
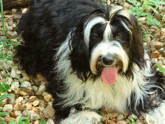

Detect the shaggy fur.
[{"left": 16, "top": 0, "right": 165, "bottom": 123}]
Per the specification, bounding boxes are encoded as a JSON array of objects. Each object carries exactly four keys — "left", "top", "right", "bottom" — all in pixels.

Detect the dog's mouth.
[{"left": 96, "top": 56, "right": 123, "bottom": 84}]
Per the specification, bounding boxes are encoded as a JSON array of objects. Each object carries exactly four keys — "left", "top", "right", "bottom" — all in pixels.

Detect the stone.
[
  {"left": 12, "top": 9, "right": 17, "bottom": 14},
  {"left": 15, "top": 97, "right": 23, "bottom": 104},
  {"left": 8, "top": 97, "right": 16, "bottom": 105},
  {"left": 10, "top": 81, "right": 19, "bottom": 91},
  {"left": 28, "top": 96, "right": 37, "bottom": 102},
  {"left": 44, "top": 94, "right": 52, "bottom": 103},
  {"left": 154, "top": 42, "right": 163, "bottom": 48},
  {"left": 32, "top": 86, "right": 38, "bottom": 92},
  {"left": 22, "top": 110, "right": 29, "bottom": 117},
  {"left": 43, "top": 105, "right": 55, "bottom": 118},
  {"left": 25, "top": 102, "right": 32, "bottom": 110},
  {"left": 128, "top": 114, "right": 138, "bottom": 120},
  {"left": 30, "top": 112, "right": 40, "bottom": 121},
  {"left": 46, "top": 118, "right": 55, "bottom": 124},
  {"left": 3, "top": 104, "right": 13, "bottom": 112},
  {"left": 21, "top": 81, "right": 31, "bottom": 88},
  {"left": 6, "top": 31, "right": 18, "bottom": 38},
  {"left": 6, "top": 77, "right": 12, "bottom": 85},
  {"left": 34, "top": 120, "right": 40, "bottom": 124},
  {"left": 4, "top": 116, "right": 16, "bottom": 122},
  {"left": 33, "top": 99, "right": 40, "bottom": 106},
  {"left": 116, "top": 114, "right": 124, "bottom": 121},
  {"left": 11, "top": 69, "right": 16, "bottom": 78},
  {"left": 36, "top": 84, "right": 46, "bottom": 95},
  {"left": 3, "top": 61, "right": 11, "bottom": 71},
  {"left": 14, "top": 111, "right": 22, "bottom": 117}
]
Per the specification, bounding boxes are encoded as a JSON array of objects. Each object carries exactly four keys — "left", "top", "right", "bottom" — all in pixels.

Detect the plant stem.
[{"left": 0, "top": 0, "right": 5, "bottom": 36}]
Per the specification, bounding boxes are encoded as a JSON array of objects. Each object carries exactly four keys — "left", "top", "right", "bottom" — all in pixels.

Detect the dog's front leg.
[{"left": 60, "top": 108, "right": 102, "bottom": 124}]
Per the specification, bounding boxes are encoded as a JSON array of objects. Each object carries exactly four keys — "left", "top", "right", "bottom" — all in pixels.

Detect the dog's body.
[{"left": 16, "top": 0, "right": 165, "bottom": 123}]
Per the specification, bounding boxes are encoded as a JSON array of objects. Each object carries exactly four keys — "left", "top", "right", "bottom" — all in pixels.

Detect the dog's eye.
[
  {"left": 94, "top": 37, "right": 100, "bottom": 41},
  {"left": 115, "top": 33, "right": 122, "bottom": 39}
]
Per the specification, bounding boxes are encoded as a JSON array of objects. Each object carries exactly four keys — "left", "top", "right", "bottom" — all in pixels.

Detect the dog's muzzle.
[{"left": 96, "top": 54, "right": 122, "bottom": 73}]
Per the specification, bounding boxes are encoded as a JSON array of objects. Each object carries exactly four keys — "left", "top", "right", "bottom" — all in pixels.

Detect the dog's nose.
[{"left": 101, "top": 55, "right": 114, "bottom": 66}]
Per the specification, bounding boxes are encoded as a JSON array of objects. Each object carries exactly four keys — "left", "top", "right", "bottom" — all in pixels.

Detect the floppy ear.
[
  {"left": 129, "top": 15, "right": 145, "bottom": 68},
  {"left": 69, "top": 23, "right": 90, "bottom": 81}
]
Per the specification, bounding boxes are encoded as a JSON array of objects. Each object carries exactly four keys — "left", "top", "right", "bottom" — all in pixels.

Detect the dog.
[{"left": 16, "top": 0, "right": 165, "bottom": 123}]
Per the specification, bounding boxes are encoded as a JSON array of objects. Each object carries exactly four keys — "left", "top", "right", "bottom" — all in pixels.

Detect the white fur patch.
[
  {"left": 90, "top": 41, "right": 129, "bottom": 74},
  {"left": 60, "top": 108, "right": 102, "bottom": 124},
  {"left": 84, "top": 17, "right": 106, "bottom": 48},
  {"left": 144, "top": 102, "right": 165, "bottom": 124}
]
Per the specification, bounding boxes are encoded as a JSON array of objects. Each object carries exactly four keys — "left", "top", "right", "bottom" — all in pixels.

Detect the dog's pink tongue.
[{"left": 101, "top": 66, "right": 117, "bottom": 84}]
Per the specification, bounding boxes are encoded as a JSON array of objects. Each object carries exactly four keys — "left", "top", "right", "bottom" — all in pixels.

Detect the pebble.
[
  {"left": 3, "top": 61, "right": 11, "bottom": 71},
  {"left": 33, "top": 99, "right": 40, "bottom": 106},
  {"left": 43, "top": 105, "right": 55, "bottom": 118},
  {"left": 28, "top": 96, "right": 37, "bottom": 102},
  {"left": 10, "top": 81, "right": 19, "bottom": 91},
  {"left": 36, "top": 84, "right": 46, "bottom": 95},
  {"left": 6, "top": 31, "right": 18, "bottom": 38},
  {"left": 39, "top": 99, "right": 46, "bottom": 108},
  {"left": 3, "top": 104, "right": 13, "bottom": 112},
  {"left": 15, "top": 97, "right": 23, "bottom": 104},
  {"left": 32, "top": 86, "right": 38, "bottom": 92},
  {"left": 4, "top": 116, "right": 16, "bottom": 122},
  {"left": 46, "top": 118, "right": 55, "bottom": 124},
  {"left": 22, "top": 110, "right": 29, "bottom": 117},
  {"left": 25, "top": 102, "right": 32, "bottom": 110},
  {"left": 8, "top": 97, "right": 16, "bottom": 105},
  {"left": 11, "top": 69, "right": 16, "bottom": 78},
  {"left": 14, "top": 111, "right": 22, "bottom": 117},
  {"left": 6, "top": 77, "right": 13, "bottom": 85},
  {"left": 154, "top": 42, "right": 164, "bottom": 48},
  {"left": 34, "top": 120, "right": 40, "bottom": 124},
  {"left": 21, "top": 81, "right": 31, "bottom": 88},
  {"left": 30, "top": 113, "right": 40, "bottom": 121},
  {"left": 128, "top": 114, "right": 138, "bottom": 120},
  {"left": 19, "top": 90, "right": 28, "bottom": 96},
  {"left": 139, "top": 17, "right": 146, "bottom": 24},
  {"left": 16, "top": 70, "right": 22, "bottom": 75},
  {"left": 44, "top": 94, "right": 53, "bottom": 103},
  {"left": 116, "top": 114, "right": 125, "bottom": 121},
  {"left": 12, "top": 9, "right": 17, "bottom": 14}
]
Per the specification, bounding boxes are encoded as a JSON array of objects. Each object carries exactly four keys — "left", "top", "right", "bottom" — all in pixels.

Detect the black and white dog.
[{"left": 16, "top": 0, "right": 165, "bottom": 123}]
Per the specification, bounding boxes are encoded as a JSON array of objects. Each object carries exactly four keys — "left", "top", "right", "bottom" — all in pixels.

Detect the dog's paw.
[{"left": 60, "top": 110, "right": 102, "bottom": 124}]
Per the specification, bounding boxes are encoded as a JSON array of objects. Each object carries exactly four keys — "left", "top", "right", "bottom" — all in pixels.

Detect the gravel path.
[{"left": 0, "top": 1, "right": 164, "bottom": 124}]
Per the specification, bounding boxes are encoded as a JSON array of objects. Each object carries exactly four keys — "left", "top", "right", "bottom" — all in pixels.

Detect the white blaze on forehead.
[
  {"left": 103, "top": 23, "right": 111, "bottom": 42},
  {"left": 90, "top": 42, "right": 129, "bottom": 74},
  {"left": 117, "top": 10, "right": 131, "bottom": 21},
  {"left": 109, "top": 6, "right": 123, "bottom": 20},
  {"left": 84, "top": 17, "right": 106, "bottom": 48}
]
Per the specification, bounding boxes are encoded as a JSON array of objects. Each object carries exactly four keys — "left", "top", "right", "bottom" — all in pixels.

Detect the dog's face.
[{"left": 69, "top": 6, "right": 145, "bottom": 82}]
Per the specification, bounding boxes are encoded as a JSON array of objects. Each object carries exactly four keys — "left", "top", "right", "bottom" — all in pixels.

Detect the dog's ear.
[
  {"left": 115, "top": 10, "right": 145, "bottom": 68},
  {"left": 129, "top": 15, "right": 145, "bottom": 68},
  {"left": 69, "top": 23, "right": 91, "bottom": 81}
]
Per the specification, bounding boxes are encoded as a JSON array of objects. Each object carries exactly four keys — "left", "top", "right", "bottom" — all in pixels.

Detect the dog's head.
[{"left": 58, "top": 4, "right": 145, "bottom": 83}]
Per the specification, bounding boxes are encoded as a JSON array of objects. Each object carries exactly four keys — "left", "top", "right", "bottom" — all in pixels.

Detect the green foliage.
[
  {"left": 157, "top": 63, "right": 165, "bottom": 74},
  {"left": 0, "top": 78, "right": 14, "bottom": 123},
  {"left": 39, "top": 118, "right": 46, "bottom": 124},
  {"left": 126, "top": 118, "right": 135, "bottom": 124},
  {"left": 127, "top": 0, "right": 165, "bottom": 41},
  {"left": 96, "top": 109, "right": 104, "bottom": 115}
]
